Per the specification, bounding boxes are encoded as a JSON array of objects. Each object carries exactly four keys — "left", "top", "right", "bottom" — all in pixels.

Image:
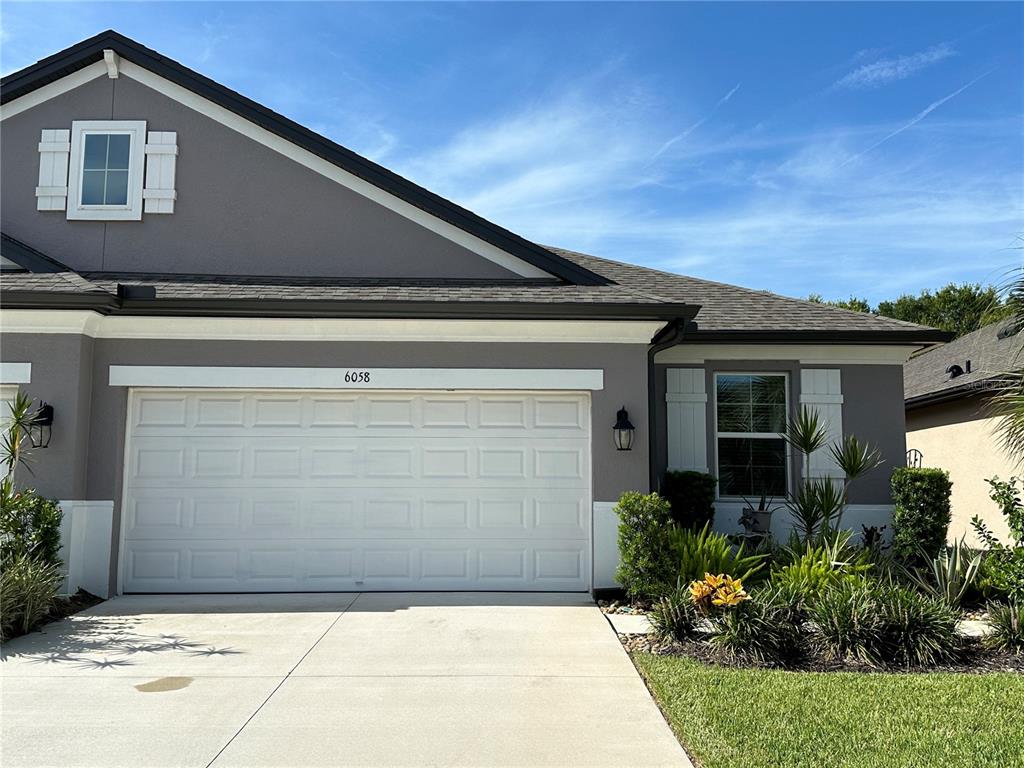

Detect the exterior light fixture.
[
  {"left": 29, "top": 402, "right": 54, "bottom": 448},
  {"left": 613, "top": 406, "right": 635, "bottom": 451}
]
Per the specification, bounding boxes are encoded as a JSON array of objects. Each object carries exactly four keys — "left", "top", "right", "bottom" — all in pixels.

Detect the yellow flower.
[
  {"left": 704, "top": 573, "right": 725, "bottom": 589},
  {"left": 689, "top": 579, "right": 713, "bottom": 603}
]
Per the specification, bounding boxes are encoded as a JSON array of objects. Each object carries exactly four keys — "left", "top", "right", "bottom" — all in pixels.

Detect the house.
[
  {"left": 905, "top": 320, "right": 1023, "bottom": 545},
  {"left": 0, "top": 31, "right": 947, "bottom": 598}
]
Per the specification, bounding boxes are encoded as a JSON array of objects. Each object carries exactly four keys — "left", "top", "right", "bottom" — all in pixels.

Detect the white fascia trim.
[
  {"left": 655, "top": 344, "right": 920, "bottom": 366},
  {"left": 0, "top": 362, "right": 32, "bottom": 384},
  {"left": 113, "top": 61, "right": 550, "bottom": 280},
  {"left": 0, "top": 310, "right": 663, "bottom": 344},
  {"left": 0, "top": 62, "right": 108, "bottom": 121},
  {"left": 109, "top": 365, "right": 605, "bottom": 391}
]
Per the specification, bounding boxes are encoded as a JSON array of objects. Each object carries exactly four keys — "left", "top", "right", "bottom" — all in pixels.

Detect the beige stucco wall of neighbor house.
[{"left": 906, "top": 395, "right": 1016, "bottom": 546}]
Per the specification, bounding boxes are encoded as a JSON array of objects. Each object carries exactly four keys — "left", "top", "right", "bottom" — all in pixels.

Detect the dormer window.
[{"left": 66, "top": 120, "right": 146, "bottom": 220}]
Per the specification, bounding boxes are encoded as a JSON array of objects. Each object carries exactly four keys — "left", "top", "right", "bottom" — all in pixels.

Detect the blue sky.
[{"left": 2, "top": 2, "right": 1021, "bottom": 302}]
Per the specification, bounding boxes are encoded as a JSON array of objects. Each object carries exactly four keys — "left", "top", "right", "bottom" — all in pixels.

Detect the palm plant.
[
  {"left": 782, "top": 406, "right": 883, "bottom": 544},
  {"left": 990, "top": 264, "right": 1024, "bottom": 464}
]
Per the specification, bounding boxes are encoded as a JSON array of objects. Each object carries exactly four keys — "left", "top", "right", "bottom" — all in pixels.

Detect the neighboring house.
[
  {"left": 0, "top": 31, "right": 946, "bottom": 598},
  {"left": 905, "top": 320, "right": 1023, "bottom": 545}
]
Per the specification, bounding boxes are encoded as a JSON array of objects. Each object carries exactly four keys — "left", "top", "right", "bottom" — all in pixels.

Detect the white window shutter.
[
  {"left": 666, "top": 368, "right": 708, "bottom": 472},
  {"left": 799, "top": 369, "right": 844, "bottom": 480},
  {"left": 143, "top": 131, "right": 178, "bottom": 213},
  {"left": 36, "top": 129, "right": 70, "bottom": 211}
]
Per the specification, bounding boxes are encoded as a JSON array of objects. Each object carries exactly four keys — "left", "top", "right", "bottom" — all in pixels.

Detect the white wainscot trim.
[
  {"left": 592, "top": 502, "right": 621, "bottom": 590},
  {"left": 110, "top": 365, "right": 605, "bottom": 391},
  {"left": 0, "top": 310, "right": 663, "bottom": 344},
  {"left": 58, "top": 500, "right": 114, "bottom": 599},
  {"left": 0, "top": 362, "right": 31, "bottom": 383},
  {"left": 655, "top": 344, "right": 921, "bottom": 366},
  {"left": 712, "top": 501, "right": 895, "bottom": 541}
]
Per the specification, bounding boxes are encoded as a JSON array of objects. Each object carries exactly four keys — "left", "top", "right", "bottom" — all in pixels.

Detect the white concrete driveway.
[{"left": 0, "top": 593, "right": 689, "bottom": 767}]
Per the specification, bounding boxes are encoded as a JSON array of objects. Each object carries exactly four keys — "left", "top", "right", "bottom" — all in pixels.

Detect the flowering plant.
[{"left": 688, "top": 572, "right": 750, "bottom": 612}]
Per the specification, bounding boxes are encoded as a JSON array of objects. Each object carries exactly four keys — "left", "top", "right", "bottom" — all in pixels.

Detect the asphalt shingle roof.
[
  {"left": 904, "top": 320, "right": 1024, "bottom": 404},
  {"left": 0, "top": 241, "right": 946, "bottom": 339}
]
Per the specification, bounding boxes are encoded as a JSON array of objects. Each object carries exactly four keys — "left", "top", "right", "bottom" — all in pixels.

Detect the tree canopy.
[{"left": 808, "top": 283, "right": 1010, "bottom": 338}]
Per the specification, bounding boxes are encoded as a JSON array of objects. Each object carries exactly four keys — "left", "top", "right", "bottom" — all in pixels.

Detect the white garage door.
[{"left": 122, "top": 390, "right": 591, "bottom": 592}]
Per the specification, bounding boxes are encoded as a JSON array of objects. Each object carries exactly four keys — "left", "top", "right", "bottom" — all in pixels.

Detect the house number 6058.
[{"left": 344, "top": 371, "right": 371, "bottom": 383}]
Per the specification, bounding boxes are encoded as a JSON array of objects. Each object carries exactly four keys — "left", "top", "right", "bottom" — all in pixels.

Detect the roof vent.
[
  {"left": 946, "top": 364, "right": 965, "bottom": 379},
  {"left": 117, "top": 284, "right": 156, "bottom": 300}
]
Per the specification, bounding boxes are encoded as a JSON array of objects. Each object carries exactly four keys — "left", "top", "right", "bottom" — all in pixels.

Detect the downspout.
[{"left": 647, "top": 318, "right": 690, "bottom": 493}]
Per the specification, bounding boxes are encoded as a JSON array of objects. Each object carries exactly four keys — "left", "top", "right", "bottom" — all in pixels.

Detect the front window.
[
  {"left": 67, "top": 120, "right": 146, "bottom": 221},
  {"left": 715, "top": 373, "right": 788, "bottom": 497}
]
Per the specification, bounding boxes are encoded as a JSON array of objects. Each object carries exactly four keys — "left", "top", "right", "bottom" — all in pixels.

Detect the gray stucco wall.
[
  {"left": 653, "top": 358, "right": 905, "bottom": 506},
  {"left": 1, "top": 332, "right": 651, "bottom": 594},
  {"left": 1, "top": 333, "right": 93, "bottom": 500},
  {"left": 1, "top": 75, "right": 521, "bottom": 279}
]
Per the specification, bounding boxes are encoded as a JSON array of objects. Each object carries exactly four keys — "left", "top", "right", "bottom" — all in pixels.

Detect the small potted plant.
[{"left": 739, "top": 494, "right": 776, "bottom": 536}]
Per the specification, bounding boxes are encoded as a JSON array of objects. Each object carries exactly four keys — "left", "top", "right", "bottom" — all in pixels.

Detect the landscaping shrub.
[
  {"left": 807, "top": 576, "right": 882, "bottom": 665},
  {"left": 615, "top": 491, "right": 676, "bottom": 598},
  {"left": 985, "top": 602, "right": 1023, "bottom": 654},
  {"left": 809, "top": 578, "right": 957, "bottom": 667},
  {"left": 978, "top": 548, "right": 1024, "bottom": 603},
  {"left": 707, "top": 586, "right": 807, "bottom": 665},
  {"left": 0, "top": 488, "right": 63, "bottom": 568},
  {"left": 0, "top": 553, "right": 64, "bottom": 641},
  {"left": 670, "top": 522, "right": 767, "bottom": 586},
  {"left": 648, "top": 588, "right": 700, "bottom": 643},
  {"left": 985, "top": 476, "right": 1024, "bottom": 545},
  {"left": 688, "top": 572, "right": 751, "bottom": 612},
  {"left": 873, "top": 584, "right": 959, "bottom": 667},
  {"left": 771, "top": 530, "right": 870, "bottom": 601},
  {"left": 661, "top": 470, "right": 716, "bottom": 529},
  {"left": 890, "top": 467, "right": 952, "bottom": 562}
]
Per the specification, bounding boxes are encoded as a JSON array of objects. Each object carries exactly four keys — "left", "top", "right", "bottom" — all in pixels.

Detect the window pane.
[
  {"left": 104, "top": 171, "right": 129, "bottom": 205},
  {"left": 81, "top": 170, "right": 106, "bottom": 205},
  {"left": 718, "top": 437, "right": 787, "bottom": 497},
  {"left": 716, "top": 375, "right": 750, "bottom": 405},
  {"left": 751, "top": 403, "right": 786, "bottom": 433},
  {"left": 83, "top": 134, "right": 108, "bottom": 170},
  {"left": 751, "top": 375, "right": 786, "bottom": 404},
  {"left": 717, "top": 404, "right": 751, "bottom": 433},
  {"left": 106, "top": 134, "right": 131, "bottom": 170}
]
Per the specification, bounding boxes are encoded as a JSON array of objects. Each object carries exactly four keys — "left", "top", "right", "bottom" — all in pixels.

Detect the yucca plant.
[{"left": 905, "top": 537, "right": 982, "bottom": 608}]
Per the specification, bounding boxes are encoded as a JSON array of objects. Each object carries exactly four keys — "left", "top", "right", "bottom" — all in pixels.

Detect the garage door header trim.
[{"left": 109, "top": 365, "right": 605, "bottom": 391}]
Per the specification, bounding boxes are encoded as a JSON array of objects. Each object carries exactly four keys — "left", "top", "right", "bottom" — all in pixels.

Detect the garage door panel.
[
  {"left": 124, "top": 538, "right": 589, "bottom": 592},
  {"left": 126, "top": 490, "right": 588, "bottom": 541},
  {"left": 123, "top": 390, "right": 591, "bottom": 592}
]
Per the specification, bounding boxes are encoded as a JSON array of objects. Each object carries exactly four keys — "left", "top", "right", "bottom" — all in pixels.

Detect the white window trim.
[
  {"left": 66, "top": 120, "right": 147, "bottom": 221},
  {"left": 712, "top": 371, "right": 790, "bottom": 501}
]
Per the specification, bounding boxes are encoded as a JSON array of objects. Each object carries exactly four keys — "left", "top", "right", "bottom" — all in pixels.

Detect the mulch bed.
[
  {"left": 620, "top": 632, "right": 1024, "bottom": 674},
  {"left": 4, "top": 590, "right": 106, "bottom": 642}
]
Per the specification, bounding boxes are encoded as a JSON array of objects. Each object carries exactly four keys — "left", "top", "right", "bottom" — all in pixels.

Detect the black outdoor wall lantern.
[
  {"left": 613, "top": 406, "right": 635, "bottom": 451},
  {"left": 29, "top": 402, "right": 54, "bottom": 449}
]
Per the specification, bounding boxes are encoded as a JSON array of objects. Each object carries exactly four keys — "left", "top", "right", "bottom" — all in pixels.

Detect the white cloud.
[{"left": 833, "top": 43, "right": 956, "bottom": 89}]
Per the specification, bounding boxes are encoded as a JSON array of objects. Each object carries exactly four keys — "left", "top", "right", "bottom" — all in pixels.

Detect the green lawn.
[{"left": 633, "top": 653, "right": 1024, "bottom": 768}]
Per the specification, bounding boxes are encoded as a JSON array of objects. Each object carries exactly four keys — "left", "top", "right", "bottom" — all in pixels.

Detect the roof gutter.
[{"left": 0, "top": 292, "right": 702, "bottom": 322}]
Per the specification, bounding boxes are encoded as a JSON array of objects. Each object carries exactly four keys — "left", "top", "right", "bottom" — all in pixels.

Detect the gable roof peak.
[{"left": 1, "top": 30, "right": 608, "bottom": 287}]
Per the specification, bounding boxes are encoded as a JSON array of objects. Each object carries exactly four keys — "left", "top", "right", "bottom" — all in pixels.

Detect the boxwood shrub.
[
  {"left": 890, "top": 467, "right": 952, "bottom": 562},
  {"left": 661, "top": 470, "right": 717, "bottom": 529}
]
